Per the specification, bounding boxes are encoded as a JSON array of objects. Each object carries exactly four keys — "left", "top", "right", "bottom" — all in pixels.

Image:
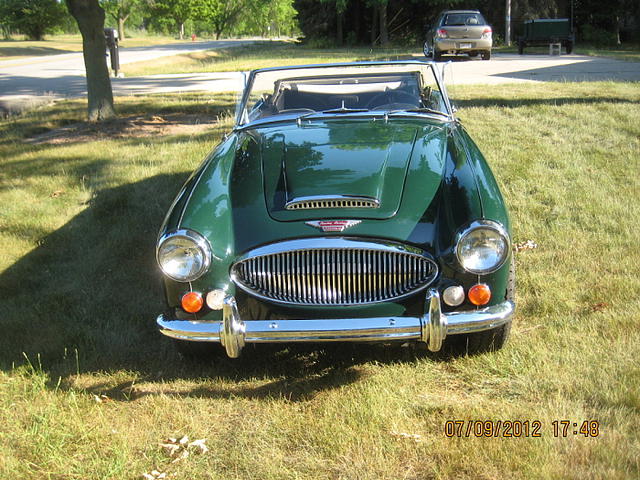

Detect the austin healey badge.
[{"left": 305, "top": 220, "right": 361, "bottom": 232}]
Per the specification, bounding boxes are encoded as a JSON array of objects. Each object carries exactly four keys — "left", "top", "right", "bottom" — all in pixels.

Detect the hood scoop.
[
  {"left": 262, "top": 121, "right": 421, "bottom": 221},
  {"left": 285, "top": 195, "right": 380, "bottom": 210}
]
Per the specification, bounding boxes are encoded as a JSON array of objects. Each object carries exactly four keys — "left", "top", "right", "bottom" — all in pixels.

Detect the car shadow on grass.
[
  {"left": 452, "top": 95, "right": 640, "bottom": 110},
  {"left": 0, "top": 172, "right": 447, "bottom": 401}
]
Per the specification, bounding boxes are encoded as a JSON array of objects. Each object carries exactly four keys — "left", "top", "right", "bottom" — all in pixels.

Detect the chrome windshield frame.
[{"left": 233, "top": 60, "right": 455, "bottom": 130}]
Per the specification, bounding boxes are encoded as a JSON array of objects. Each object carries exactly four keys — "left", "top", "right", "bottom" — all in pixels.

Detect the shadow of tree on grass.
[{"left": 0, "top": 171, "right": 439, "bottom": 401}]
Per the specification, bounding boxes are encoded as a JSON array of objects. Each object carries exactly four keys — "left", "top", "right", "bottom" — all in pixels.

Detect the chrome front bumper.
[{"left": 157, "top": 289, "right": 514, "bottom": 358}]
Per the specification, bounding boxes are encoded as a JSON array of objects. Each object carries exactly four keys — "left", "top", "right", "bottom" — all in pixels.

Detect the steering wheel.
[{"left": 367, "top": 91, "right": 418, "bottom": 110}]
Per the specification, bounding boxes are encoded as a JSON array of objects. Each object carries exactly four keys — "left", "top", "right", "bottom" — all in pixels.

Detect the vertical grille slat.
[{"left": 233, "top": 244, "right": 437, "bottom": 306}]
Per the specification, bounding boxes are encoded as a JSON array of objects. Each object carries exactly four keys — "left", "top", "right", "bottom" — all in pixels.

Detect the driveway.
[
  {"left": 1, "top": 50, "right": 639, "bottom": 113},
  {"left": 0, "top": 39, "right": 254, "bottom": 112},
  {"left": 442, "top": 53, "right": 640, "bottom": 84}
]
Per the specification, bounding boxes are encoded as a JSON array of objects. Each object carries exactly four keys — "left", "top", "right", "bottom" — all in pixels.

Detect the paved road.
[
  {"left": 0, "top": 39, "right": 253, "bottom": 111},
  {"left": 1, "top": 49, "right": 639, "bottom": 113},
  {"left": 444, "top": 53, "right": 640, "bottom": 84}
]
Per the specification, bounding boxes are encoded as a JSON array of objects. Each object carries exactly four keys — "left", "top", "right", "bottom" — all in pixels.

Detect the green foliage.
[
  {"left": 148, "top": 0, "right": 195, "bottom": 36},
  {"left": 193, "top": 0, "right": 247, "bottom": 39},
  {"left": 100, "top": 0, "right": 144, "bottom": 37},
  {"left": 190, "top": 0, "right": 298, "bottom": 39},
  {"left": 580, "top": 24, "right": 620, "bottom": 46},
  {"left": 0, "top": 0, "right": 66, "bottom": 40},
  {"left": 242, "top": 0, "right": 298, "bottom": 37}
]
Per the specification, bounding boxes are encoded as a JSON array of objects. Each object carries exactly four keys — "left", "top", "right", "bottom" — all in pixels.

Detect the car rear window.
[{"left": 443, "top": 13, "right": 485, "bottom": 26}]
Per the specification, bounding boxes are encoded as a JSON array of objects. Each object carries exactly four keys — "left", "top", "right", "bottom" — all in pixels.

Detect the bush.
[{"left": 580, "top": 24, "right": 619, "bottom": 46}]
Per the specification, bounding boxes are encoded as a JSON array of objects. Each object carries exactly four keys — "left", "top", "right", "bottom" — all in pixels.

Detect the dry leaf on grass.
[
  {"left": 159, "top": 436, "right": 209, "bottom": 463},
  {"left": 93, "top": 394, "right": 110, "bottom": 403},
  {"left": 590, "top": 302, "right": 609, "bottom": 312},
  {"left": 50, "top": 190, "right": 65, "bottom": 198},
  {"left": 390, "top": 430, "right": 423, "bottom": 442},
  {"left": 513, "top": 240, "right": 538, "bottom": 253},
  {"left": 141, "top": 470, "right": 169, "bottom": 479}
]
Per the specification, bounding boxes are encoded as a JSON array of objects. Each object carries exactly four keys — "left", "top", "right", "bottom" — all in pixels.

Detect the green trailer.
[{"left": 518, "top": 18, "right": 575, "bottom": 54}]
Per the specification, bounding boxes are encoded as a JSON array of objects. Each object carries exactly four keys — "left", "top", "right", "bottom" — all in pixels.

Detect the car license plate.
[{"left": 460, "top": 43, "right": 472, "bottom": 49}]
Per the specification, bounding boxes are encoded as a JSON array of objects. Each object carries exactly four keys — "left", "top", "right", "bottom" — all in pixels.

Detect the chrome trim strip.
[
  {"left": 157, "top": 295, "right": 515, "bottom": 358},
  {"left": 234, "top": 237, "right": 426, "bottom": 262},
  {"left": 285, "top": 195, "right": 380, "bottom": 210}
]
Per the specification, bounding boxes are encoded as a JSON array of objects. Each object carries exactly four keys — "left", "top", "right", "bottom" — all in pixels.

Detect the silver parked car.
[{"left": 424, "top": 10, "right": 492, "bottom": 61}]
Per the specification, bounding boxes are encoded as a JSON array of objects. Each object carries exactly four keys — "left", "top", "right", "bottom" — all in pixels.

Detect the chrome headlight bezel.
[
  {"left": 455, "top": 220, "right": 510, "bottom": 274},
  {"left": 156, "top": 229, "right": 211, "bottom": 282}
]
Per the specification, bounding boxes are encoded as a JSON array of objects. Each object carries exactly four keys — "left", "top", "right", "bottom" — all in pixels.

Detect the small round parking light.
[
  {"left": 468, "top": 284, "right": 491, "bottom": 306},
  {"left": 206, "top": 289, "right": 226, "bottom": 310},
  {"left": 181, "top": 291, "right": 204, "bottom": 313},
  {"left": 443, "top": 285, "right": 465, "bottom": 307}
]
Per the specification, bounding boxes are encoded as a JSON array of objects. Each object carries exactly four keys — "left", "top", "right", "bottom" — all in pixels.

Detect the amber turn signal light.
[
  {"left": 468, "top": 283, "right": 491, "bottom": 306},
  {"left": 181, "top": 291, "right": 204, "bottom": 313}
]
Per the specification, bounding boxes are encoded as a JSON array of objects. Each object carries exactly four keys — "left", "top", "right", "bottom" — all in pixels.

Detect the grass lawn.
[
  {"left": 0, "top": 34, "right": 201, "bottom": 60},
  {"left": 0, "top": 83, "right": 639, "bottom": 479},
  {"left": 122, "top": 41, "right": 640, "bottom": 77},
  {"left": 122, "top": 40, "right": 423, "bottom": 76}
]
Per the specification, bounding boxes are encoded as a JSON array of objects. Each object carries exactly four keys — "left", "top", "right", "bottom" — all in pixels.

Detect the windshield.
[{"left": 236, "top": 62, "right": 451, "bottom": 127}]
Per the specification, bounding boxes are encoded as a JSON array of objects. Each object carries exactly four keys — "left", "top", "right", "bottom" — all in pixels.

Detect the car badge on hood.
[{"left": 306, "top": 220, "right": 361, "bottom": 232}]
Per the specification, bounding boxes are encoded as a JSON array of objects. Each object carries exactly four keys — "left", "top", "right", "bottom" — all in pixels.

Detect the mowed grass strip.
[
  {"left": 0, "top": 83, "right": 639, "bottom": 479},
  {"left": 0, "top": 34, "right": 202, "bottom": 60},
  {"left": 121, "top": 40, "right": 424, "bottom": 76}
]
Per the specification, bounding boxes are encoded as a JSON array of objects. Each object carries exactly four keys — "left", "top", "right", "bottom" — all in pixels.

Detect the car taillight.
[
  {"left": 436, "top": 29, "right": 448, "bottom": 38},
  {"left": 482, "top": 27, "right": 492, "bottom": 39}
]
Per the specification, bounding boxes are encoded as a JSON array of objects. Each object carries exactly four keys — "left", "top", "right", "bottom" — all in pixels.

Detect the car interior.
[{"left": 248, "top": 72, "right": 447, "bottom": 121}]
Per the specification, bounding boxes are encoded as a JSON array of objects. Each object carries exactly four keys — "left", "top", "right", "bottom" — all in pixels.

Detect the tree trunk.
[
  {"left": 379, "top": 1, "right": 388, "bottom": 47},
  {"left": 179, "top": 22, "right": 184, "bottom": 40},
  {"left": 337, "top": 9, "right": 343, "bottom": 45},
  {"left": 370, "top": 5, "right": 378, "bottom": 46},
  {"left": 66, "top": 0, "right": 116, "bottom": 122},
  {"left": 118, "top": 15, "right": 125, "bottom": 40}
]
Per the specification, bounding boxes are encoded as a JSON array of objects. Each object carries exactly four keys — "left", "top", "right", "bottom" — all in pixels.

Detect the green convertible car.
[{"left": 156, "top": 61, "right": 515, "bottom": 358}]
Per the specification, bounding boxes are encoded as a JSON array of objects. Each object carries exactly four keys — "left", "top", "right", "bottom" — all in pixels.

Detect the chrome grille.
[
  {"left": 285, "top": 196, "right": 379, "bottom": 210},
  {"left": 231, "top": 240, "right": 437, "bottom": 306}
]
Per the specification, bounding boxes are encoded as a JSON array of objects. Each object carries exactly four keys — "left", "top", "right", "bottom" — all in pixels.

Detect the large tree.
[
  {"left": 66, "top": 0, "right": 116, "bottom": 121},
  {"left": 101, "top": 0, "right": 142, "bottom": 39},
  {"left": 195, "top": 0, "right": 247, "bottom": 40},
  {"left": 150, "top": 0, "right": 194, "bottom": 39},
  {"left": 0, "top": 0, "right": 65, "bottom": 40}
]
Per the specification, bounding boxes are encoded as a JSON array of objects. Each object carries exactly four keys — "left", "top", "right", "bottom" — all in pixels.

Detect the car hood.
[
  {"left": 259, "top": 119, "right": 446, "bottom": 221},
  {"left": 163, "top": 117, "right": 487, "bottom": 262}
]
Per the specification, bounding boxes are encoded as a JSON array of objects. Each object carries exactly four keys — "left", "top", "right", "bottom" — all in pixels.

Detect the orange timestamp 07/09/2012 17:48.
[{"left": 444, "top": 420, "right": 600, "bottom": 438}]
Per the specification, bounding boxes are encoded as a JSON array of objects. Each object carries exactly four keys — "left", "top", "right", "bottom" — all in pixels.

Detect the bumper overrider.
[{"left": 157, "top": 289, "right": 514, "bottom": 358}]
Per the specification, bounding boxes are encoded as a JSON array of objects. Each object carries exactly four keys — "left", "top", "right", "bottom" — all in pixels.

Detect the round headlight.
[
  {"left": 456, "top": 220, "right": 510, "bottom": 274},
  {"left": 157, "top": 230, "right": 211, "bottom": 282}
]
